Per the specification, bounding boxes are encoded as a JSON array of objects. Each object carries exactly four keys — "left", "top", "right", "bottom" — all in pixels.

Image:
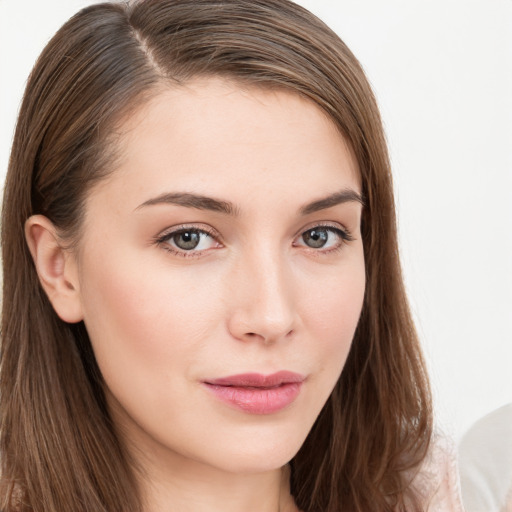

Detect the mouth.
[{"left": 202, "top": 371, "right": 305, "bottom": 415}]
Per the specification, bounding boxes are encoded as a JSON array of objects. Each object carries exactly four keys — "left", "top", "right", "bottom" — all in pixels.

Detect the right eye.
[{"left": 156, "top": 226, "right": 221, "bottom": 256}]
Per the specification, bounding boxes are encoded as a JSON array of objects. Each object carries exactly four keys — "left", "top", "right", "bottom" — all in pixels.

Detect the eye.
[
  {"left": 295, "top": 225, "right": 353, "bottom": 251},
  {"left": 155, "top": 226, "right": 221, "bottom": 255}
]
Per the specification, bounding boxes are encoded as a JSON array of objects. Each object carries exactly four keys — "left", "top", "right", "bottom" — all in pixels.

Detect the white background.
[{"left": 1, "top": 0, "right": 511, "bottom": 442}]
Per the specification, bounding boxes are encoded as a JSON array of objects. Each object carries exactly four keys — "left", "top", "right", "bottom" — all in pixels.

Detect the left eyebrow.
[{"left": 299, "top": 189, "right": 365, "bottom": 215}]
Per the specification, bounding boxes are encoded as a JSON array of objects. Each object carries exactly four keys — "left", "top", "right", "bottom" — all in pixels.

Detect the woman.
[{"left": 1, "top": 1, "right": 463, "bottom": 511}]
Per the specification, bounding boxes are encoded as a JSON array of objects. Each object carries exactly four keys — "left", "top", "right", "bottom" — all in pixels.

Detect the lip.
[{"left": 203, "top": 371, "right": 305, "bottom": 415}]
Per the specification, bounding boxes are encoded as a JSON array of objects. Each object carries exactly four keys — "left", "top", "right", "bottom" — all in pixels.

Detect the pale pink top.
[
  {"left": 409, "top": 433, "right": 465, "bottom": 511},
  {"left": 459, "top": 404, "right": 512, "bottom": 512}
]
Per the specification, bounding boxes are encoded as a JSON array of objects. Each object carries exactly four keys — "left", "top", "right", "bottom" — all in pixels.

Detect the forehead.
[{"left": 92, "top": 78, "right": 360, "bottom": 213}]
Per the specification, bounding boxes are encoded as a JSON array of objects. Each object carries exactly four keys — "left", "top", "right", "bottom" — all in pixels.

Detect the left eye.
[
  {"left": 162, "top": 228, "right": 217, "bottom": 252},
  {"left": 296, "top": 226, "right": 348, "bottom": 250}
]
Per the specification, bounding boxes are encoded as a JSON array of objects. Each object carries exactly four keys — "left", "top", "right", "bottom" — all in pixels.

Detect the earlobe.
[{"left": 25, "top": 215, "right": 84, "bottom": 323}]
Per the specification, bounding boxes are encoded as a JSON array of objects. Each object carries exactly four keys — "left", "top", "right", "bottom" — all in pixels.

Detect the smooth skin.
[{"left": 26, "top": 79, "right": 366, "bottom": 512}]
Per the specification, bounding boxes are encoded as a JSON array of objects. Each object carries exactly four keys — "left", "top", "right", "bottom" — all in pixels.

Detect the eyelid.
[
  {"left": 292, "top": 222, "right": 354, "bottom": 251},
  {"left": 155, "top": 223, "right": 221, "bottom": 241},
  {"left": 153, "top": 223, "right": 223, "bottom": 257},
  {"left": 294, "top": 221, "right": 353, "bottom": 240}
]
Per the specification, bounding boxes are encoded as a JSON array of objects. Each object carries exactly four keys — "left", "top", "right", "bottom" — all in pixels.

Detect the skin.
[{"left": 26, "top": 79, "right": 366, "bottom": 512}]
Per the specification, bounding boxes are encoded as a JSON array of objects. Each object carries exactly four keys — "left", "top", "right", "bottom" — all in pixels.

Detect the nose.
[{"left": 226, "top": 250, "right": 297, "bottom": 345}]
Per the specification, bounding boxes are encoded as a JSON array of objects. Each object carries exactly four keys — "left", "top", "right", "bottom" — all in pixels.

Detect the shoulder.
[
  {"left": 408, "top": 432, "right": 465, "bottom": 512},
  {"left": 459, "top": 404, "right": 512, "bottom": 512}
]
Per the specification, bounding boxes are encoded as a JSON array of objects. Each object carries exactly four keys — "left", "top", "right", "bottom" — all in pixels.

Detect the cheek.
[
  {"left": 78, "top": 250, "right": 223, "bottom": 402},
  {"left": 301, "top": 258, "right": 366, "bottom": 379}
]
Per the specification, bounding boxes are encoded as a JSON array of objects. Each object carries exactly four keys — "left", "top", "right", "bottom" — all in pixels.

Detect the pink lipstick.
[{"left": 203, "top": 371, "right": 304, "bottom": 414}]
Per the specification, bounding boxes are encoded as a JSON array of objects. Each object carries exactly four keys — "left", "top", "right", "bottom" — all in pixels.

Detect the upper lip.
[{"left": 204, "top": 371, "right": 305, "bottom": 388}]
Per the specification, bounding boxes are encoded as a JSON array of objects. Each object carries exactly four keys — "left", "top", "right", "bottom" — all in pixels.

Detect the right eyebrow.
[{"left": 135, "top": 192, "right": 239, "bottom": 216}]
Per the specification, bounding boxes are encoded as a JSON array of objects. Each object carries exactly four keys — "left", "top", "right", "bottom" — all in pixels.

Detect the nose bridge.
[{"left": 228, "top": 244, "right": 296, "bottom": 343}]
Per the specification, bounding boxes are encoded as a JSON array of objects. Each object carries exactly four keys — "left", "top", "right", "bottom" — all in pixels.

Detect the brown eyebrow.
[
  {"left": 136, "top": 188, "right": 364, "bottom": 216},
  {"left": 299, "top": 189, "right": 365, "bottom": 215},
  {"left": 136, "top": 192, "right": 238, "bottom": 216}
]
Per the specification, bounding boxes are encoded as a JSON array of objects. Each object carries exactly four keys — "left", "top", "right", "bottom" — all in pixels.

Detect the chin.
[
  {"left": 195, "top": 420, "right": 312, "bottom": 474},
  {"left": 212, "top": 449, "right": 298, "bottom": 475}
]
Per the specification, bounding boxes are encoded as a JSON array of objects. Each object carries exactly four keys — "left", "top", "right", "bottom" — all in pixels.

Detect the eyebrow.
[
  {"left": 299, "top": 189, "right": 365, "bottom": 215},
  {"left": 135, "top": 188, "right": 364, "bottom": 216},
  {"left": 136, "top": 192, "right": 238, "bottom": 215}
]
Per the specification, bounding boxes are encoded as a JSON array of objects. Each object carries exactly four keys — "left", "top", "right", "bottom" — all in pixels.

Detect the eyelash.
[
  {"left": 293, "top": 223, "right": 354, "bottom": 255},
  {"left": 153, "top": 224, "right": 221, "bottom": 258},
  {"left": 154, "top": 223, "right": 354, "bottom": 258}
]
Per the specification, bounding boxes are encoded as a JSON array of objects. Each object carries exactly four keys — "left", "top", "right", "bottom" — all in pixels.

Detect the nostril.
[{"left": 243, "top": 332, "right": 269, "bottom": 343}]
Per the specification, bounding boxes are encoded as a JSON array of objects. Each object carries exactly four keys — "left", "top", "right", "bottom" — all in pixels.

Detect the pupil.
[
  {"left": 304, "top": 228, "right": 328, "bottom": 248},
  {"left": 174, "top": 230, "right": 200, "bottom": 250}
]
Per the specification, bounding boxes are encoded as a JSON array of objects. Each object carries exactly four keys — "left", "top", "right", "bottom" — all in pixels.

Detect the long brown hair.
[{"left": 1, "top": 1, "right": 432, "bottom": 510}]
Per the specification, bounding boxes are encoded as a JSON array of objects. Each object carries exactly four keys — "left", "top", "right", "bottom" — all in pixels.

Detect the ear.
[{"left": 25, "top": 215, "right": 84, "bottom": 323}]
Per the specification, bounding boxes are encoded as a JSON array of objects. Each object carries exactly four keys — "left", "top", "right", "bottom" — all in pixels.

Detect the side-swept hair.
[{"left": 1, "top": 1, "right": 432, "bottom": 510}]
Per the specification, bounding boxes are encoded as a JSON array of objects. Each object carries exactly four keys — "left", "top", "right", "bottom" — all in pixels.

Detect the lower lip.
[{"left": 203, "top": 382, "right": 303, "bottom": 414}]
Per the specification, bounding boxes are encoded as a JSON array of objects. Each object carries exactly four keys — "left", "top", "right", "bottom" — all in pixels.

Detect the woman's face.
[{"left": 74, "top": 79, "right": 365, "bottom": 475}]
